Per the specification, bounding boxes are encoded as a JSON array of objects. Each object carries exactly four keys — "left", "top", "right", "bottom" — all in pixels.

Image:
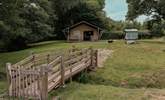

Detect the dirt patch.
[
  {"left": 97, "top": 49, "right": 113, "bottom": 68},
  {"left": 144, "top": 91, "right": 165, "bottom": 100}
]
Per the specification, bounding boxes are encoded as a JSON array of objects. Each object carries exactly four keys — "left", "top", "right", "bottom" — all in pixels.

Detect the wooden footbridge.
[{"left": 6, "top": 47, "right": 98, "bottom": 100}]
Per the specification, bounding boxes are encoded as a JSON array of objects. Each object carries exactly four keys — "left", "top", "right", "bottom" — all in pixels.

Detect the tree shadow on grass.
[
  {"left": 2, "top": 41, "right": 68, "bottom": 53},
  {"left": 28, "top": 41, "right": 67, "bottom": 48}
]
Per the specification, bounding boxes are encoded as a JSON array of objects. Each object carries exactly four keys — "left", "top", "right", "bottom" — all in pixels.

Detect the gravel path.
[{"left": 97, "top": 49, "right": 113, "bottom": 68}]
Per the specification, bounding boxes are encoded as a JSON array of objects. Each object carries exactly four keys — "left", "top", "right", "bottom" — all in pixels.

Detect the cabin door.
[{"left": 83, "top": 31, "right": 94, "bottom": 41}]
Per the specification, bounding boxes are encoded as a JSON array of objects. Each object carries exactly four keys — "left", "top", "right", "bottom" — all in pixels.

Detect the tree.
[
  {"left": 126, "top": 0, "right": 165, "bottom": 21},
  {"left": 0, "top": 0, "right": 55, "bottom": 51},
  {"left": 21, "top": 0, "right": 55, "bottom": 43},
  {"left": 0, "top": 0, "right": 28, "bottom": 51},
  {"left": 126, "top": 0, "right": 165, "bottom": 37}
]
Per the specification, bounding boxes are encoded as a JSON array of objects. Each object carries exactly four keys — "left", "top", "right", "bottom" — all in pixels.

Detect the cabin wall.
[{"left": 69, "top": 24, "right": 99, "bottom": 41}]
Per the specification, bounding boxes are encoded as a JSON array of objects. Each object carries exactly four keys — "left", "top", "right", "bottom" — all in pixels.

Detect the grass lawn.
[{"left": 1, "top": 40, "right": 165, "bottom": 99}]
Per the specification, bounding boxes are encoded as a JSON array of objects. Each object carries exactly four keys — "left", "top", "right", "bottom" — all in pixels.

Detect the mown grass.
[{"left": 1, "top": 39, "right": 165, "bottom": 99}]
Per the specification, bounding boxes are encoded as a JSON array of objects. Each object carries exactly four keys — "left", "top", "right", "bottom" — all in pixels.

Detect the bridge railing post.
[
  {"left": 90, "top": 47, "right": 94, "bottom": 69},
  {"left": 95, "top": 50, "right": 98, "bottom": 67},
  {"left": 40, "top": 66, "right": 48, "bottom": 100},
  {"left": 60, "top": 56, "right": 65, "bottom": 86},
  {"left": 47, "top": 54, "right": 50, "bottom": 64},
  {"left": 31, "top": 52, "right": 35, "bottom": 69},
  {"left": 6, "top": 63, "right": 12, "bottom": 97},
  {"left": 89, "top": 47, "right": 98, "bottom": 70}
]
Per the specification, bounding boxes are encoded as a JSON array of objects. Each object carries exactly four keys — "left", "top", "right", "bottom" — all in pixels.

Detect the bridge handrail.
[{"left": 6, "top": 47, "right": 98, "bottom": 99}]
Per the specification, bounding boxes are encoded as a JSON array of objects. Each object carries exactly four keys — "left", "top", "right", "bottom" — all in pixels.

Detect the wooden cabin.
[{"left": 63, "top": 21, "right": 103, "bottom": 42}]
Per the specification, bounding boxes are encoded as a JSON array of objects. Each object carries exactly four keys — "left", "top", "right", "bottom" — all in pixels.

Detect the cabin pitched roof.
[{"left": 66, "top": 21, "right": 103, "bottom": 31}]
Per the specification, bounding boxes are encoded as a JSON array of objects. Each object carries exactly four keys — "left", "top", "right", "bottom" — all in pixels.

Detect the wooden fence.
[{"left": 5, "top": 47, "right": 98, "bottom": 100}]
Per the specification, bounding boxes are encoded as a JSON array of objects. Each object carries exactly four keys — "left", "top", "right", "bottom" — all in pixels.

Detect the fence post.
[
  {"left": 6, "top": 63, "right": 12, "bottom": 97},
  {"left": 60, "top": 56, "right": 65, "bottom": 86},
  {"left": 85, "top": 49, "right": 88, "bottom": 71},
  {"left": 40, "top": 66, "right": 48, "bottom": 100}
]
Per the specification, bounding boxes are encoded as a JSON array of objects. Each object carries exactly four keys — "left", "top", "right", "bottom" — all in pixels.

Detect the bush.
[
  {"left": 0, "top": 36, "right": 27, "bottom": 52},
  {"left": 102, "top": 31, "right": 124, "bottom": 40},
  {"left": 151, "top": 21, "right": 165, "bottom": 37},
  {"left": 138, "top": 32, "right": 152, "bottom": 39},
  {"left": 102, "top": 31, "right": 153, "bottom": 40}
]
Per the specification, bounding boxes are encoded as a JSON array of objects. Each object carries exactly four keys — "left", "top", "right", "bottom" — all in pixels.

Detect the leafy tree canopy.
[{"left": 126, "top": 0, "right": 165, "bottom": 21}]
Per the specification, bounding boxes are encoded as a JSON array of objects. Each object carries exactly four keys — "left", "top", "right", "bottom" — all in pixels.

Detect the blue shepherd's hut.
[{"left": 124, "top": 29, "right": 138, "bottom": 44}]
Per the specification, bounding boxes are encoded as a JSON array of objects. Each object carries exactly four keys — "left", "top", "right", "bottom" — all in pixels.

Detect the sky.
[{"left": 104, "top": 0, "right": 147, "bottom": 22}]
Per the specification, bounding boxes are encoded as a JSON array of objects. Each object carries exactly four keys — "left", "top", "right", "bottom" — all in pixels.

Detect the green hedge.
[
  {"left": 101, "top": 31, "right": 125, "bottom": 40},
  {"left": 101, "top": 31, "right": 153, "bottom": 40}
]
